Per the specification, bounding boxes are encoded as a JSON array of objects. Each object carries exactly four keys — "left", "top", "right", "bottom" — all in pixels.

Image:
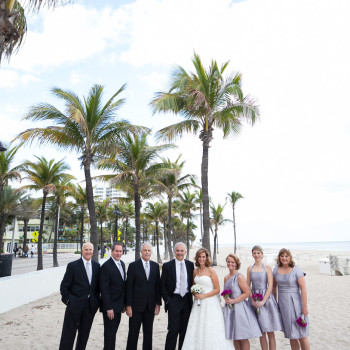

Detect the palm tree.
[
  {"left": 17, "top": 196, "right": 39, "bottom": 250},
  {"left": 119, "top": 201, "right": 134, "bottom": 253},
  {"left": 145, "top": 201, "right": 167, "bottom": 263},
  {"left": 0, "top": 186, "right": 25, "bottom": 250},
  {"left": 21, "top": 156, "right": 73, "bottom": 270},
  {"left": 14, "top": 84, "right": 136, "bottom": 261},
  {"left": 98, "top": 131, "right": 173, "bottom": 260},
  {"left": 151, "top": 53, "right": 259, "bottom": 254},
  {"left": 227, "top": 191, "right": 244, "bottom": 254},
  {"left": 0, "top": 143, "right": 22, "bottom": 197},
  {"left": 52, "top": 178, "right": 76, "bottom": 267},
  {"left": 95, "top": 198, "right": 110, "bottom": 258},
  {"left": 72, "top": 184, "right": 88, "bottom": 253},
  {"left": 210, "top": 202, "right": 229, "bottom": 266},
  {"left": 0, "top": 0, "right": 72, "bottom": 63},
  {"left": 153, "top": 156, "right": 194, "bottom": 259},
  {"left": 178, "top": 190, "right": 197, "bottom": 257}
]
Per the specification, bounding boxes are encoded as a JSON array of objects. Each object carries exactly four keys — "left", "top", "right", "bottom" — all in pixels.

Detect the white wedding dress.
[{"left": 182, "top": 275, "right": 235, "bottom": 350}]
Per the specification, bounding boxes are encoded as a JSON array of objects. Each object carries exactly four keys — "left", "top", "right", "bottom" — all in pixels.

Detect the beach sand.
[{"left": 0, "top": 246, "right": 349, "bottom": 349}]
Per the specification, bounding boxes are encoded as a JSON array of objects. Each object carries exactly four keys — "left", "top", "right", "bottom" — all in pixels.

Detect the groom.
[{"left": 161, "top": 242, "right": 194, "bottom": 350}]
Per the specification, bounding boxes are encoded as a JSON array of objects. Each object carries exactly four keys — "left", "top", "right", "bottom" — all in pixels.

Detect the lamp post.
[
  {"left": 0, "top": 142, "right": 7, "bottom": 152},
  {"left": 112, "top": 205, "right": 121, "bottom": 243}
]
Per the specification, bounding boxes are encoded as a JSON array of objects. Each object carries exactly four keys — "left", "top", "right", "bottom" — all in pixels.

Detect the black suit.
[
  {"left": 126, "top": 259, "right": 161, "bottom": 350},
  {"left": 161, "top": 259, "right": 194, "bottom": 350},
  {"left": 59, "top": 258, "right": 100, "bottom": 350},
  {"left": 100, "top": 257, "right": 126, "bottom": 350}
]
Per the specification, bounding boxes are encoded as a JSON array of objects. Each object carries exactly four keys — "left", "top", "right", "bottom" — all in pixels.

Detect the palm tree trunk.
[
  {"left": 201, "top": 138, "right": 211, "bottom": 256},
  {"left": 163, "top": 221, "right": 168, "bottom": 260},
  {"left": 37, "top": 191, "right": 47, "bottom": 270},
  {"left": 23, "top": 218, "right": 28, "bottom": 249},
  {"left": 213, "top": 227, "right": 217, "bottom": 266},
  {"left": 134, "top": 186, "right": 141, "bottom": 260},
  {"left": 80, "top": 208, "right": 84, "bottom": 256},
  {"left": 186, "top": 217, "right": 190, "bottom": 260},
  {"left": 0, "top": 214, "right": 7, "bottom": 252},
  {"left": 167, "top": 196, "right": 174, "bottom": 259},
  {"left": 124, "top": 216, "right": 128, "bottom": 254},
  {"left": 233, "top": 207, "right": 236, "bottom": 254},
  {"left": 83, "top": 162, "right": 98, "bottom": 261},
  {"left": 100, "top": 223, "right": 104, "bottom": 258},
  {"left": 156, "top": 221, "right": 162, "bottom": 264},
  {"left": 53, "top": 202, "right": 60, "bottom": 267}
]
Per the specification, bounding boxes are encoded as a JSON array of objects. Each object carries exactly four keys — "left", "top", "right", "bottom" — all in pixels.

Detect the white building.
[{"left": 94, "top": 186, "right": 126, "bottom": 204}]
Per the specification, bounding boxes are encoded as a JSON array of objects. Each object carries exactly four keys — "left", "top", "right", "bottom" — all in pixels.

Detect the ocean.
[{"left": 235, "top": 241, "right": 350, "bottom": 252}]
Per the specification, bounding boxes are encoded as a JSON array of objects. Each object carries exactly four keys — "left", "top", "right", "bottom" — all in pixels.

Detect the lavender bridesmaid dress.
[
  {"left": 223, "top": 273, "right": 262, "bottom": 340},
  {"left": 273, "top": 266, "right": 309, "bottom": 339},
  {"left": 249, "top": 264, "right": 283, "bottom": 332}
]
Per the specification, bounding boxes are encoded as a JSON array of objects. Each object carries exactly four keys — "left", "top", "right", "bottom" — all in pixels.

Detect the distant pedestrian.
[
  {"left": 30, "top": 245, "right": 34, "bottom": 258},
  {"left": 18, "top": 247, "right": 23, "bottom": 257},
  {"left": 24, "top": 245, "right": 29, "bottom": 257},
  {"left": 13, "top": 246, "right": 18, "bottom": 258}
]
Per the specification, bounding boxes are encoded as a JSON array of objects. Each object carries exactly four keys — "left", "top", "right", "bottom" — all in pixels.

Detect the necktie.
[
  {"left": 86, "top": 262, "right": 92, "bottom": 285},
  {"left": 117, "top": 261, "right": 124, "bottom": 280},
  {"left": 145, "top": 261, "right": 150, "bottom": 280},
  {"left": 180, "top": 262, "right": 187, "bottom": 297}
]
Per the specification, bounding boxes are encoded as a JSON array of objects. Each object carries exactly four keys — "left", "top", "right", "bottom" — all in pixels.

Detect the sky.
[{"left": 1, "top": 0, "right": 350, "bottom": 246}]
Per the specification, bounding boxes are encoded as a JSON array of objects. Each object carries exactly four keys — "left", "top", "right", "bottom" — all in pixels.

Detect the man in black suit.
[
  {"left": 161, "top": 242, "right": 194, "bottom": 350},
  {"left": 59, "top": 242, "right": 100, "bottom": 350},
  {"left": 126, "top": 242, "right": 161, "bottom": 350},
  {"left": 100, "top": 242, "right": 126, "bottom": 350}
]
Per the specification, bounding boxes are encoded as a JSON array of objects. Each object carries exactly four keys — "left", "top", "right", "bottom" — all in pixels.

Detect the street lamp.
[
  {"left": 0, "top": 142, "right": 7, "bottom": 152},
  {"left": 112, "top": 205, "right": 121, "bottom": 243}
]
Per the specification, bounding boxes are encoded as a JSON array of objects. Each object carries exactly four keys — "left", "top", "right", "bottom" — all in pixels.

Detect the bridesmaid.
[
  {"left": 247, "top": 246, "right": 283, "bottom": 350},
  {"left": 273, "top": 249, "right": 310, "bottom": 350},
  {"left": 223, "top": 254, "right": 262, "bottom": 350}
]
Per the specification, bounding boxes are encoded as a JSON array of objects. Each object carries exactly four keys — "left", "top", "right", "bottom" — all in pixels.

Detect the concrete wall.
[{"left": 0, "top": 266, "right": 67, "bottom": 314}]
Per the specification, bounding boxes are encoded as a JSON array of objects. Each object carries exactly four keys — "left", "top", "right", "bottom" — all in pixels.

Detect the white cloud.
[{"left": 0, "top": 70, "right": 39, "bottom": 87}]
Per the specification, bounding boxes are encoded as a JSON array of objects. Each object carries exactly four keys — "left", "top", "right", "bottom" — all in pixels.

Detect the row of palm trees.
[{"left": 2, "top": 53, "right": 257, "bottom": 267}]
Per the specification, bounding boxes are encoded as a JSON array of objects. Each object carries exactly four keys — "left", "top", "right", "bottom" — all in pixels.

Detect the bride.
[{"left": 182, "top": 248, "right": 234, "bottom": 350}]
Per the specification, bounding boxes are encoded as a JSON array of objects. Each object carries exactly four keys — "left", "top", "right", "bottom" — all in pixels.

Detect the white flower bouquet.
[{"left": 191, "top": 284, "right": 205, "bottom": 306}]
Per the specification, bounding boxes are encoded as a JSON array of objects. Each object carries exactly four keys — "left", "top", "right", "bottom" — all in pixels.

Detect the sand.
[{"left": 0, "top": 246, "right": 349, "bottom": 349}]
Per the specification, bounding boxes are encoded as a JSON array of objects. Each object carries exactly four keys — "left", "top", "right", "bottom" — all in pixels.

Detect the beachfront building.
[
  {"left": 93, "top": 186, "right": 126, "bottom": 204},
  {"left": 1, "top": 216, "right": 54, "bottom": 254}
]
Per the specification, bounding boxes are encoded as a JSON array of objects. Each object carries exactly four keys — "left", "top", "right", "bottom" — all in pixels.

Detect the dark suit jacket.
[
  {"left": 126, "top": 259, "right": 161, "bottom": 313},
  {"left": 160, "top": 259, "right": 194, "bottom": 311},
  {"left": 100, "top": 257, "right": 126, "bottom": 313},
  {"left": 60, "top": 258, "right": 100, "bottom": 317}
]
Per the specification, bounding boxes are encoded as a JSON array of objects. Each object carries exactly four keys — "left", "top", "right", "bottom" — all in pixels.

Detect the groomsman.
[
  {"left": 59, "top": 242, "right": 100, "bottom": 350},
  {"left": 126, "top": 242, "right": 161, "bottom": 350},
  {"left": 100, "top": 242, "right": 126, "bottom": 350},
  {"left": 161, "top": 242, "right": 194, "bottom": 350}
]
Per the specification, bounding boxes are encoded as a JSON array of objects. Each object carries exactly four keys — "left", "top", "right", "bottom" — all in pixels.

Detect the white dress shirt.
[
  {"left": 174, "top": 258, "right": 188, "bottom": 294},
  {"left": 111, "top": 256, "right": 124, "bottom": 280}
]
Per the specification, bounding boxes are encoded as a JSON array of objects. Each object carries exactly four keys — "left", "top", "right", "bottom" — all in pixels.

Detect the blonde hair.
[
  {"left": 276, "top": 248, "right": 295, "bottom": 267},
  {"left": 194, "top": 248, "right": 211, "bottom": 267},
  {"left": 226, "top": 253, "right": 241, "bottom": 270}
]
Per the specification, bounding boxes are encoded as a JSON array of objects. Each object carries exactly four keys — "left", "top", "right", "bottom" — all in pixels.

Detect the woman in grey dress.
[
  {"left": 223, "top": 254, "right": 262, "bottom": 350},
  {"left": 247, "top": 246, "right": 283, "bottom": 350},
  {"left": 273, "top": 249, "right": 310, "bottom": 350}
]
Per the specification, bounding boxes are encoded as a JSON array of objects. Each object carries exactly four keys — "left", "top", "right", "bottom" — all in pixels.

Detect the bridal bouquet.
[
  {"left": 191, "top": 284, "right": 204, "bottom": 306},
  {"left": 252, "top": 293, "right": 263, "bottom": 314},
  {"left": 296, "top": 315, "right": 307, "bottom": 327},
  {"left": 221, "top": 289, "right": 233, "bottom": 309}
]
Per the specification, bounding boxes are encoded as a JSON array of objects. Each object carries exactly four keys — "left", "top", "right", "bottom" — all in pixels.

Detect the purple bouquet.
[
  {"left": 252, "top": 293, "right": 263, "bottom": 314},
  {"left": 221, "top": 289, "right": 233, "bottom": 309},
  {"left": 296, "top": 315, "right": 307, "bottom": 327}
]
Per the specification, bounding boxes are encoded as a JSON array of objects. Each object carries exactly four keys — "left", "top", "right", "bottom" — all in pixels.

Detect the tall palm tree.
[
  {"left": 72, "top": 184, "right": 88, "bottom": 253},
  {"left": 153, "top": 155, "right": 194, "bottom": 259},
  {"left": 14, "top": 84, "right": 136, "bottom": 261},
  {"left": 227, "top": 191, "right": 244, "bottom": 254},
  {"left": 119, "top": 201, "right": 134, "bottom": 253},
  {"left": 98, "top": 131, "right": 173, "bottom": 260},
  {"left": 210, "top": 202, "right": 229, "bottom": 266},
  {"left": 21, "top": 156, "right": 73, "bottom": 270},
  {"left": 0, "top": 0, "right": 72, "bottom": 63},
  {"left": 0, "top": 143, "right": 22, "bottom": 197},
  {"left": 0, "top": 186, "right": 25, "bottom": 250},
  {"left": 145, "top": 201, "right": 167, "bottom": 263},
  {"left": 151, "top": 53, "right": 259, "bottom": 254},
  {"left": 95, "top": 198, "right": 110, "bottom": 258},
  {"left": 52, "top": 178, "right": 76, "bottom": 267}
]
